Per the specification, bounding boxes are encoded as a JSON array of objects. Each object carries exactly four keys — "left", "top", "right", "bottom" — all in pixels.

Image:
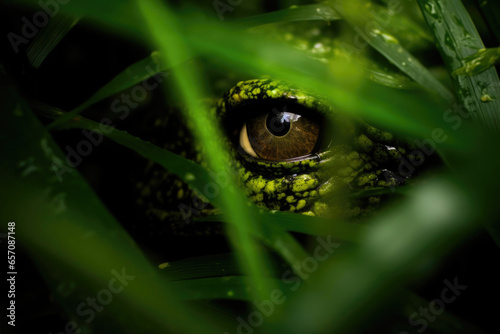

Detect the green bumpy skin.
[{"left": 131, "top": 21, "right": 431, "bottom": 236}]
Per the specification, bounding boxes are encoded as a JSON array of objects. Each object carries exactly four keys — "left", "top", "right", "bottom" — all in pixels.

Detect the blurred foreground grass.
[{"left": 1, "top": 0, "right": 500, "bottom": 333}]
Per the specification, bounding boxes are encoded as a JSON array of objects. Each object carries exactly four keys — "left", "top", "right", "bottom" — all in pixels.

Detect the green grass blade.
[
  {"left": 331, "top": 0, "right": 455, "bottom": 103},
  {"left": 232, "top": 3, "right": 340, "bottom": 28},
  {"left": 382, "top": 6, "right": 434, "bottom": 48},
  {"left": 159, "top": 253, "right": 241, "bottom": 281},
  {"left": 264, "top": 177, "right": 479, "bottom": 334},
  {"left": 47, "top": 52, "right": 164, "bottom": 129},
  {"left": 258, "top": 224, "right": 310, "bottom": 279},
  {"left": 41, "top": 107, "right": 229, "bottom": 205},
  {"left": 13, "top": 0, "right": 448, "bottom": 139},
  {"left": 0, "top": 67, "right": 229, "bottom": 334},
  {"left": 191, "top": 214, "right": 311, "bottom": 277},
  {"left": 113, "top": 0, "right": 276, "bottom": 300},
  {"left": 475, "top": 0, "right": 500, "bottom": 43},
  {"left": 185, "top": 17, "right": 446, "bottom": 139},
  {"left": 170, "top": 276, "right": 289, "bottom": 301},
  {"left": 417, "top": 0, "right": 500, "bottom": 247},
  {"left": 366, "top": 65, "right": 419, "bottom": 89},
  {"left": 418, "top": 0, "right": 500, "bottom": 131},
  {"left": 197, "top": 212, "right": 363, "bottom": 240},
  {"left": 26, "top": 14, "right": 80, "bottom": 69}
]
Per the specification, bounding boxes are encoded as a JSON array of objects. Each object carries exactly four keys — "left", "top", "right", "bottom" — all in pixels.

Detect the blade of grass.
[
  {"left": 11, "top": 0, "right": 453, "bottom": 140},
  {"left": 0, "top": 67, "right": 230, "bottom": 334},
  {"left": 185, "top": 16, "right": 447, "bottom": 140},
  {"left": 5, "top": 0, "right": 145, "bottom": 41},
  {"left": 13, "top": 0, "right": 449, "bottom": 140},
  {"left": 475, "top": 0, "right": 500, "bottom": 44},
  {"left": 134, "top": 0, "right": 291, "bottom": 300},
  {"left": 367, "top": 66, "right": 419, "bottom": 89},
  {"left": 418, "top": 0, "right": 500, "bottom": 131},
  {"left": 382, "top": 6, "right": 434, "bottom": 48},
  {"left": 197, "top": 212, "right": 363, "bottom": 240},
  {"left": 43, "top": 106, "right": 217, "bottom": 195},
  {"left": 170, "top": 276, "right": 290, "bottom": 301},
  {"left": 232, "top": 3, "right": 341, "bottom": 28},
  {"left": 417, "top": 0, "right": 500, "bottom": 246},
  {"left": 91, "top": 0, "right": 453, "bottom": 138},
  {"left": 159, "top": 253, "right": 241, "bottom": 281},
  {"left": 26, "top": 14, "right": 80, "bottom": 69},
  {"left": 47, "top": 51, "right": 165, "bottom": 130},
  {"left": 330, "top": 0, "right": 455, "bottom": 103},
  {"left": 264, "top": 177, "right": 481, "bottom": 334}
]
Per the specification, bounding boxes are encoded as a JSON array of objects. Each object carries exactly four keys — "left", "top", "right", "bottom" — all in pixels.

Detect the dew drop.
[
  {"left": 380, "top": 32, "right": 398, "bottom": 44},
  {"left": 481, "top": 94, "right": 493, "bottom": 102},
  {"left": 316, "top": 6, "right": 337, "bottom": 21},
  {"left": 158, "top": 262, "right": 170, "bottom": 269}
]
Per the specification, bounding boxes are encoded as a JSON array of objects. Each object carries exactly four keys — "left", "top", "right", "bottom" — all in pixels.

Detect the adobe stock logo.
[
  {"left": 50, "top": 62, "right": 167, "bottom": 182},
  {"left": 227, "top": 235, "right": 341, "bottom": 334},
  {"left": 400, "top": 277, "right": 467, "bottom": 334},
  {"left": 212, "top": 0, "right": 243, "bottom": 21},
  {"left": 48, "top": 267, "right": 135, "bottom": 334},
  {"left": 7, "top": 0, "right": 72, "bottom": 54}
]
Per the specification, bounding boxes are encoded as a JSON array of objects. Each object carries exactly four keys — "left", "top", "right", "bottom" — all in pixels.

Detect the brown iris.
[{"left": 239, "top": 108, "right": 320, "bottom": 161}]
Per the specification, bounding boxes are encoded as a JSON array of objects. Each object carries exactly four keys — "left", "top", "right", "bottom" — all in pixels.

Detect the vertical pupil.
[{"left": 266, "top": 112, "right": 291, "bottom": 136}]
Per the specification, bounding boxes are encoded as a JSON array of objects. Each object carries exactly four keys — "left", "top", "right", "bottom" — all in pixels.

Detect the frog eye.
[{"left": 239, "top": 106, "right": 321, "bottom": 161}]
